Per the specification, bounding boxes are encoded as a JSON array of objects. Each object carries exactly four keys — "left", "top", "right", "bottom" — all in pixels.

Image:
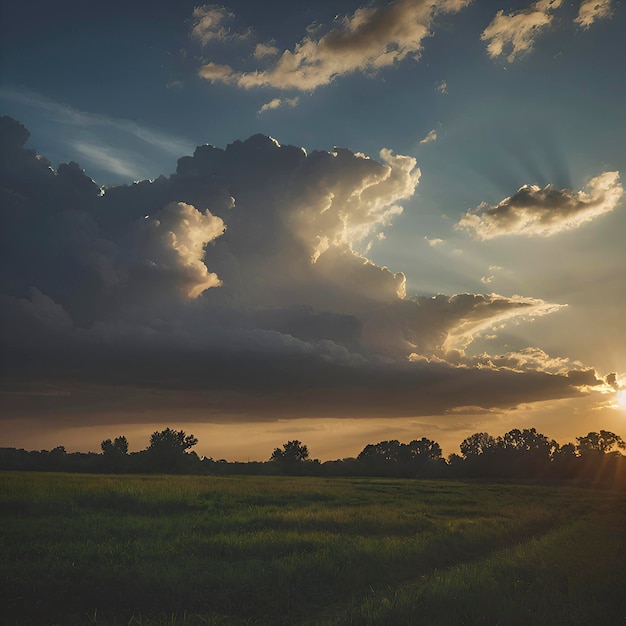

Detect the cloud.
[
  {"left": 435, "top": 80, "right": 448, "bottom": 94},
  {"left": 425, "top": 236, "right": 444, "bottom": 246},
  {"left": 197, "top": 62, "right": 237, "bottom": 84},
  {"left": 258, "top": 97, "right": 300, "bottom": 114},
  {"left": 197, "top": 0, "right": 471, "bottom": 92},
  {"left": 439, "top": 294, "right": 565, "bottom": 352},
  {"left": 254, "top": 43, "right": 280, "bottom": 59},
  {"left": 133, "top": 202, "right": 225, "bottom": 299},
  {"left": 191, "top": 4, "right": 250, "bottom": 45},
  {"left": 457, "top": 172, "right": 623, "bottom": 239},
  {"left": 575, "top": 0, "right": 613, "bottom": 28},
  {"left": 72, "top": 141, "right": 145, "bottom": 180},
  {"left": 0, "top": 116, "right": 613, "bottom": 431},
  {"left": 0, "top": 87, "right": 192, "bottom": 158},
  {"left": 419, "top": 129, "right": 438, "bottom": 144},
  {"left": 481, "top": 0, "right": 563, "bottom": 62},
  {"left": 0, "top": 86, "right": 194, "bottom": 182}
]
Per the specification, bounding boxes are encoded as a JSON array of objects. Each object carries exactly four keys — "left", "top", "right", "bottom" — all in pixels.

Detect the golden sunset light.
[
  {"left": 1, "top": 0, "right": 625, "bottom": 464},
  {"left": 2, "top": 2, "right": 626, "bottom": 624}
]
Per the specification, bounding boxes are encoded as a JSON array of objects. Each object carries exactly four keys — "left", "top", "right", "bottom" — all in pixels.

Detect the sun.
[{"left": 617, "top": 390, "right": 626, "bottom": 409}]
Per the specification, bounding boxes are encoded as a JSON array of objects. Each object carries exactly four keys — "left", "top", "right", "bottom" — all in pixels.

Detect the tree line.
[{"left": 1, "top": 426, "right": 625, "bottom": 487}]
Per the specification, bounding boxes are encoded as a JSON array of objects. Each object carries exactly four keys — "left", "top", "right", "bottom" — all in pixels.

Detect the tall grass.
[{"left": 1, "top": 472, "right": 624, "bottom": 625}]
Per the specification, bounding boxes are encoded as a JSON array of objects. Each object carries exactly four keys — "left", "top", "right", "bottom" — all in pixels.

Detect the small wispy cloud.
[
  {"left": 482, "top": 265, "right": 504, "bottom": 283},
  {"left": 0, "top": 86, "right": 193, "bottom": 157},
  {"left": 72, "top": 142, "right": 145, "bottom": 180},
  {"left": 435, "top": 80, "right": 448, "bottom": 94},
  {"left": 0, "top": 86, "right": 195, "bottom": 181},
  {"left": 258, "top": 97, "right": 300, "bottom": 114},
  {"left": 482, "top": 0, "right": 563, "bottom": 63},
  {"left": 254, "top": 43, "right": 280, "bottom": 59},
  {"left": 419, "top": 129, "right": 438, "bottom": 144},
  {"left": 191, "top": 4, "right": 250, "bottom": 45},
  {"left": 575, "top": 0, "right": 613, "bottom": 29},
  {"left": 425, "top": 236, "right": 445, "bottom": 247}
]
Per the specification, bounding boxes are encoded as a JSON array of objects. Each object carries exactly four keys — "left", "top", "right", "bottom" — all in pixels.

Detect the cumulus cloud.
[
  {"left": 197, "top": 0, "right": 471, "bottom": 92},
  {"left": 133, "top": 202, "right": 225, "bottom": 299},
  {"left": 457, "top": 172, "right": 623, "bottom": 239},
  {"left": 575, "top": 0, "right": 613, "bottom": 28},
  {"left": 0, "top": 116, "right": 612, "bottom": 430},
  {"left": 481, "top": 0, "right": 563, "bottom": 62}
]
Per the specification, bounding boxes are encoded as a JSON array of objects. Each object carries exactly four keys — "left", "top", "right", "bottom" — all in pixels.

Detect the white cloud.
[
  {"left": 0, "top": 86, "right": 195, "bottom": 185},
  {"left": 0, "top": 86, "right": 192, "bottom": 158},
  {"left": 457, "top": 171, "right": 623, "bottom": 239},
  {"left": 425, "top": 236, "right": 445, "bottom": 246},
  {"left": 134, "top": 202, "right": 225, "bottom": 299},
  {"left": 440, "top": 294, "right": 565, "bottom": 352},
  {"left": 254, "top": 42, "right": 280, "bottom": 59},
  {"left": 575, "top": 0, "right": 613, "bottom": 28},
  {"left": 191, "top": 4, "right": 250, "bottom": 45},
  {"left": 198, "top": 0, "right": 471, "bottom": 92},
  {"left": 435, "top": 80, "right": 447, "bottom": 94},
  {"left": 419, "top": 129, "right": 438, "bottom": 144},
  {"left": 198, "top": 62, "right": 237, "bottom": 83},
  {"left": 481, "top": 0, "right": 563, "bottom": 62},
  {"left": 258, "top": 97, "right": 300, "bottom": 114},
  {"left": 73, "top": 141, "right": 145, "bottom": 179}
]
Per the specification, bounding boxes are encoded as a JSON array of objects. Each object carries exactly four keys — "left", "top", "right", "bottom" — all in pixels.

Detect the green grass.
[{"left": 1, "top": 472, "right": 624, "bottom": 625}]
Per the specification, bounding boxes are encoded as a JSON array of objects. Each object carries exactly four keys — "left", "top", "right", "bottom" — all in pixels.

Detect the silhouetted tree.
[
  {"left": 357, "top": 438, "right": 442, "bottom": 476},
  {"left": 457, "top": 432, "right": 499, "bottom": 477},
  {"left": 551, "top": 442, "right": 578, "bottom": 478},
  {"left": 47, "top": 446, "right": 68, "bottom": 471},
  {"left": 576, "top": 430, "right": 626, "bottom": 455},
  {"left": 459, "top": 432, "right": 496, "bottom": 458},
  {"left": 400, "top": 438, "right": 442, "bottom": 465},
  {"left": 357, "top": 440, "right": 402, "bottom": 465},
  {"left": 500, "top": 428, "right": 556, "bottom": 455},
  {"left": 101, "top": 436, "right": 129, "bottom": 455},
  {"left": 270, "top": 440, "right": 309, "bottom": 463},
  {"left": 496, "top": 428, "right": 557, "bottom": 478},
  {"left": 574, "top": 431, "right": 626, "bottom": 487},
  {"left": 269, "top": 440, "right": 311, "bottom": 475},
  {"left": 101, "top": 436, "right": 129, "bottom": 472},
  {"left": 146, "top": 428, "right": 198, "bottom": 473}
]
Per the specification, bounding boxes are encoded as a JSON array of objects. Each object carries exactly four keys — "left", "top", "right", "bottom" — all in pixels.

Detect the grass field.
[{"left": 1, "top": 471, "right": 625, "bottom": 625}]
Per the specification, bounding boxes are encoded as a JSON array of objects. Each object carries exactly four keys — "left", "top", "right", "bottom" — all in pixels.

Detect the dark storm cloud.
[{"left": 0, "top": 116, "right": 613, "bottom": 428}]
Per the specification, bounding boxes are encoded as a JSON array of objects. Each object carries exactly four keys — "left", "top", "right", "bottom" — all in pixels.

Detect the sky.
[{"left": 1, "top": 0, "right": 625, "bottom": 461}]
